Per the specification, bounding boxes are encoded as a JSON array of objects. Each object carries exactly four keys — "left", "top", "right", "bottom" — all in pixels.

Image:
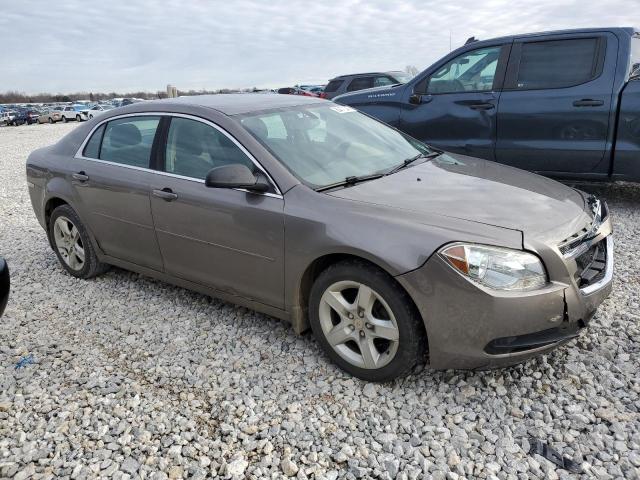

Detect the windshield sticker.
[{"left": 330, "top": 106, "right": 356, "bottom": 114}]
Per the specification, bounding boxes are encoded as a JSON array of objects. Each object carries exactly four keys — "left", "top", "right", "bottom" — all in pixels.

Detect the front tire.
[
  {"left": 48, "top": 117, "right": 54, "bottom": 124},
  {"left": 309, "top": 260, "right": 427, "bottom": 382},
  {"left": 76, "top": 114, "right": 82, "bottom": 122},
  {"left": 48, "top": 205, "right": 108, "bottom": 279}
]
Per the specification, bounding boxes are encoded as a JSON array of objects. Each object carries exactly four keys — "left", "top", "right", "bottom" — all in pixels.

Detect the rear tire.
[
  {"left": 48, "top": 205, "right": 109, "bottom": 279},
  {"left": 309, "top": 260, "right": 427, "bottom": 382}
]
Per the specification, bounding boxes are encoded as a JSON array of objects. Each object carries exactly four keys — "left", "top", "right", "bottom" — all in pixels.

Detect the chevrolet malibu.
[{"left": 26, "top": 94, "right": 613, "bottom": 382}]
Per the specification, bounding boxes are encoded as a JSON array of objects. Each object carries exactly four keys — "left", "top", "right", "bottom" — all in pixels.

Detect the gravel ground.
[{"left": 0, "top": 122, "right": 639, "bottom": 480}]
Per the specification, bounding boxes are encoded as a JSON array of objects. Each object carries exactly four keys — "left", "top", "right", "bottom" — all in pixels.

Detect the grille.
[{"left": 575, "top": 238, "right": 607, "bottom": 288}]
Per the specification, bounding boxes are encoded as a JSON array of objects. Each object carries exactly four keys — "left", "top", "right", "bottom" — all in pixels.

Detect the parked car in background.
[
  {"left": 0, "top": 256, "right": 8, "bottom": 317},
  {"left": 25, "top": 110, "right": 40, "bottom": 124},
  {"left": 300, "top": 85, "right": 326, "bottom": 95},
  {"left": 277, "top": 87, "right": 320, "bottom": 97},
  {"left": 60, "top": 105, "right": 89, "bottom": 122},
  {"left": 335, "top": 27, "right": 640, "bottom": 182},
  {"left": 37, "top": 108, "right": 62, "bottom": 124},
  {"left": 323, "top": 71, "right": 413, "bottom": 99},
  {"left": 26, "top": 94, "right": 612, "bottom": 381},
  {"left": 1, "top": 111, "right": 16, "bottom": 125},
  {"left": 6, "top": 110, "right": 29, "bottom": 126},
  {"left": 87, "top": 104, "right": 115, "bottom": 119}
]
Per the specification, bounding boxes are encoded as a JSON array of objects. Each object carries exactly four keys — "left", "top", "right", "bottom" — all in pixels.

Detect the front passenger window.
[
  {"left": 164, "top": 117, "right": 254, "bottom": 180},
  {"left": 426, "top": 46, "right": 501, "bottom": 94}
]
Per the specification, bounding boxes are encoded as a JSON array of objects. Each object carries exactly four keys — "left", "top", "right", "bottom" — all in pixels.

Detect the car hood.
[{"left": 326, "top": 153, "right": 591, "bottom": 243}]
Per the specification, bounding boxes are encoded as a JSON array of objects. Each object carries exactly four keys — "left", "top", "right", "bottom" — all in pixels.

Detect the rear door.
[
  {"left": 399, "top": 44, "right": 510, "bottom": 160},
  {"left": 72, "top": 115, "right": 164, "bottom": 270},
  {"left": 496, "top": 32, "right": 618, "bottom": 175}
]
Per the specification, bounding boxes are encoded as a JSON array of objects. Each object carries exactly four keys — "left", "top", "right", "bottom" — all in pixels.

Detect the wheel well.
[
  {"left": 297, "top": 254, "right": 428, "bottom": 347},
  {"left": 44, "top": 197, "right": 68, "bottom": 225}
]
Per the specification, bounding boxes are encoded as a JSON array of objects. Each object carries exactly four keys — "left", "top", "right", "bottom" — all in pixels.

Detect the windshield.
[{"left": 239, "top": 104, "right": 430, "bottom": 188}]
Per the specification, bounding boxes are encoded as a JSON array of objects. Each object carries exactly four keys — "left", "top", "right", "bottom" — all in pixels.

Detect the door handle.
[
  {"left": 72, "top": 171, "right": 89, "bottom": 182},
  {"left": 153, "top": 188, "right": 178, "bottom": 201},
  {"left": 469, "top": 102, "right": 495, "bottom": 110},
  {"left": 573, "top": 99, "right": 604, "bottom": 107}
]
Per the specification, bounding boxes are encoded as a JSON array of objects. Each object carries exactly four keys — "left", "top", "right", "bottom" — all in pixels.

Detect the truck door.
[
  {"left": 399, "top": 44, "right": 510, "bottom": 161},
  {"left": 495, "top": 32, "right": 618, "bottom": 176}
]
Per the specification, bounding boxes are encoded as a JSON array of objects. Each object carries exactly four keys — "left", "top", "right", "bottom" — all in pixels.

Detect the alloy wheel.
[
  {"left": 319, "top": 280, "right": 400, "bottom": 369},
  {"left": 53, "top": 216, "right": 85, "bottom": 271}
]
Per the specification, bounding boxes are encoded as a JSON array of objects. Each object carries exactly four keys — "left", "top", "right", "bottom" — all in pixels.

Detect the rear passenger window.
[
  {"left": 516, "top": 38, "right": 601, "bottom": 89},
  {"left": 83, "top": 124, "right": 105, "bottom": 158},
  {"left": 324, "top": 80, "right": 343, "bottom": 92},
  {"left": 164, "top": 117, "right": 254, "bottom": 180},
  {"left": 347, "top": 77, "right": 373, "bottom": 92},
  {"left": 100, "top": 117, "right": 160, "bottom": 168}
]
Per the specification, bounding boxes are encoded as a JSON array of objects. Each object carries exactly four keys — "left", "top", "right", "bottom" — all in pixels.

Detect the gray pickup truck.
[{"left": 335, "top": 27, "right": 640, "bottom": 182}]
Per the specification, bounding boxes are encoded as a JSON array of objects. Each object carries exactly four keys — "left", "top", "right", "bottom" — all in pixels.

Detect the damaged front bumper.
[{"left": 396, "top": 217, "right": 613, "bottom": 370}]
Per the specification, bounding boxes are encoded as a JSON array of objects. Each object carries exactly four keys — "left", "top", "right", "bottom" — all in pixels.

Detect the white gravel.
[{"left": 1, "top": 122, "right": 639, "bottom": 479}]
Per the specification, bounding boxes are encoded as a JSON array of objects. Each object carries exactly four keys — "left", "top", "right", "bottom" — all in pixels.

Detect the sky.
[{"left": 1, "top": 0, "right": 634, "bottom": 94}]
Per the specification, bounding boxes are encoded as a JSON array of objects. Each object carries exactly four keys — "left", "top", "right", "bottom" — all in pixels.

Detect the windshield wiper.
[
  {"left": 316, "top": 173, "right": 384, "bottom": 192},
  {"left": 385, "top": 151, "right": 443, "bottom": 176}
]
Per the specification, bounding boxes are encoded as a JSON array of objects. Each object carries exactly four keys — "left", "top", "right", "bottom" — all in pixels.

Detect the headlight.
[{"left": 440, "top": 243, "right": 547, "bottom": 291}]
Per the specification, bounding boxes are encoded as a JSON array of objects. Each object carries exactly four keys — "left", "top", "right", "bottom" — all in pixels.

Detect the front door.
[
  {"left": 149, "top": 116, "right": 285, "bottom": 309},
  {"left": 495, "top": 33, "right": 617, "bottom": 175},
  {"left": 400, "top": 44, "right": 509, "bottom": 160},
  {"left": 71, "top": 115, "right": 164, "bottom": 270}
]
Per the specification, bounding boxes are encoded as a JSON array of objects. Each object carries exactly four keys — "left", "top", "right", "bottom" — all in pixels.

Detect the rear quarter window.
[
  {"left": 324, "top": 80, "right": 344, "bottom": 93},
  {"left": 347, "top": 77, "right": 374, "bottom": 92},
  {"left": 83, "top": 124, "right": 105, "bottom": 158}
]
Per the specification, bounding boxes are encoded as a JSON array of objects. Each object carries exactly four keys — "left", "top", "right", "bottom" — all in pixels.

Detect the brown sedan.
[{"left": 26, "top": 94, "right": 613, "bottom": 381}]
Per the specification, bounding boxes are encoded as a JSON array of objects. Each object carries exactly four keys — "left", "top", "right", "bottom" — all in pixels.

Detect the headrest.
[
  {"left": 242, "top": 117, "right": 269, "bottom": 139},
  {"left": 174, "top": 123, "right": 203, "bottom": 156},
  {"left": 109, "top": 123, "right": 141, "bottom": 147}
]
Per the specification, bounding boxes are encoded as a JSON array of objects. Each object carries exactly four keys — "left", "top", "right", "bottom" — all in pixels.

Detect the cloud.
[{"left": 0, "top": 0, "right": 632, "bottom": 93}]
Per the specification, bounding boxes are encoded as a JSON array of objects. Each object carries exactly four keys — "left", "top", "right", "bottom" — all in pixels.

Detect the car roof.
[
  {"left": 140, "top": 93, "right": 327, "bottom": 115},
  {"left": 463, "top": 26, "right": 636, "bottom": 49},
  {"left": 330, "top": 72, "right": 392, "bottom": 80}
]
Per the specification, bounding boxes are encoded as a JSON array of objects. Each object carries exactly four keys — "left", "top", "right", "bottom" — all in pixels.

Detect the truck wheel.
[
  {"left": 48, "top": 205, "right": 109, "bottom": 279},
  {"left": 48, "top": 117, "right": 54, "bottom": 124},
  {"left": 75, "top": 114, "right": 81, "bottom": 122},
  {"left": 309, "top": 260, "right": 427, "bottom": 382}
]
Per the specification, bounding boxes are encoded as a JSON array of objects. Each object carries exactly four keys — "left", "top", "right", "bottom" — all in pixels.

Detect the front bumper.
[{"left": 396, "top": 227, "right": 613, "bottom": 370}]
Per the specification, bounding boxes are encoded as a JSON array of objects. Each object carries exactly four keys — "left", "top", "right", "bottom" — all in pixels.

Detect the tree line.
[{"left": 0, "top": 88, "right": 262, "bottom": 104}]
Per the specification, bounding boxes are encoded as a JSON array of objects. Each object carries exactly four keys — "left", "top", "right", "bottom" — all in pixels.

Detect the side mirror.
[
  {"left": 409, "top": 94, "right": 422, "bottom": 105},
  {"left": 409, "top": 93, "right": 433, "bottom": 105},
  {"left": 205, "top": 164, "right": 270, "bottom": 193}
]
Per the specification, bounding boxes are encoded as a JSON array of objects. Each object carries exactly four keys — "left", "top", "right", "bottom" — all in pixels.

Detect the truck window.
[
  {"left": 515, "top": 38, "right": 600, "bottom": 89},
  {"left": 347, "top": 77, "right": 374, "bottom": 92},
  {"left": 426, "top": 46, "right": 501, "bottom": 94},
  {"left": 631, "top": 35, "right": 640, "bottom": 79}
]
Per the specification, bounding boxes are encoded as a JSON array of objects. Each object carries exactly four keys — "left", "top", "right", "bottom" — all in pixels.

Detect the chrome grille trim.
[{"left": 580, "top": 235, "right": 613, "bottom": 295}]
